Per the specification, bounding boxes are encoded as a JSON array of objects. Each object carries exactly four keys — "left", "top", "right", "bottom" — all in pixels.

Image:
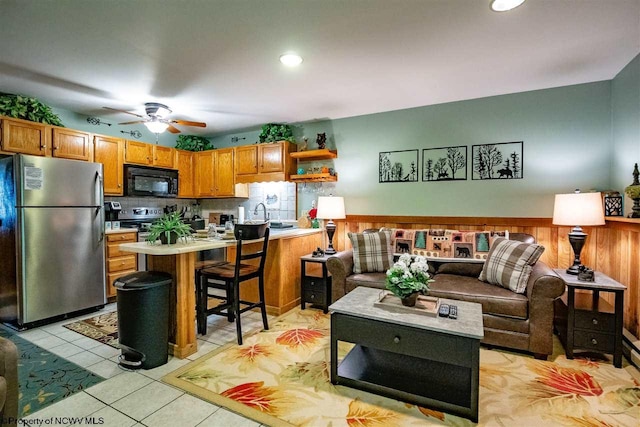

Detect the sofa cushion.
[
  {"left": 385, "top": 227, "right": 507, "bottom": 262},
  {"left": 479, "top": 238, "right": 545, "bottom": 294},
  {"left": 429, "top": 274, "right": 529, "bottom": 319},
  {"left": 432, "top": 261, "right": 484, "bottom": 277},
  {"left": 348, "top": 230, "right": 394, "bottom": 274}
]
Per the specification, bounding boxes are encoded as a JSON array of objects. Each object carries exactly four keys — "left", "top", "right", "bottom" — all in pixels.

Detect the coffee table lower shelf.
[{"left": 335, "top": 344, "right": 474, "bottom": 419}]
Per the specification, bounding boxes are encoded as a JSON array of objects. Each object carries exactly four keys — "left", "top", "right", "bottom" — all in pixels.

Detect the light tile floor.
[{"left": 19, "top": 303, "right": 272, "bottom": 427}]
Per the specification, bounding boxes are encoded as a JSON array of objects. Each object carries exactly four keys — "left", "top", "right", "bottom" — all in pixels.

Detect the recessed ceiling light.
[
  {"left": 491, "top": 0, "right": 526, "bottom": 12},
  {"left": 279, "top": 53, "right": 303, "bottom": 67}
]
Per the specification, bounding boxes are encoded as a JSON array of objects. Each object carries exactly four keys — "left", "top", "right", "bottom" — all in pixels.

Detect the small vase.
[{"left": 401, "top": 292, "right": 419, "bottom": 307}]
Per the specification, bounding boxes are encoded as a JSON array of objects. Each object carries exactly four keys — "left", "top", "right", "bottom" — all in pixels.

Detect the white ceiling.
[{"left": 1, "top": 0, "right": 638, "bottom": 137}]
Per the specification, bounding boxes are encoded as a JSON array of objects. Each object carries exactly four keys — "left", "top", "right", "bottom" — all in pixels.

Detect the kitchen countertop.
[{"left": 119, "top": 227, "right": 322, "bottom": 255}]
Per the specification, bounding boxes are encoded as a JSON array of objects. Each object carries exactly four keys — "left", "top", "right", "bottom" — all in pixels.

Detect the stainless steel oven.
[{"left": 125, "top": 165, "right": 178, "bottom": 198}]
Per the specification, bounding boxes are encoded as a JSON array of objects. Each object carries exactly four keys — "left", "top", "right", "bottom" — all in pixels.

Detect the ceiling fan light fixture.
[
  {"left": 279, "top": 53, "right": 303, "bottom": 67},
  {"left": 491, "top": 0, "right": 526, "bottom": 12},
  {"left": 144, "top": 120, "right": 169, "bottom": 134}
]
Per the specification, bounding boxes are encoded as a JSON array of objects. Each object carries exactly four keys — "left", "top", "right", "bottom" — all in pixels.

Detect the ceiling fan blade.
[
  {"left": 103, "top": 107, "right": 145, "bottom": 118},
  {"left": 119, "top": 120, "right": 146, "bottom": 125},
  {"left": 167, "top": 124, "right": 181, "bottom": 134},
  {"left": 171, "top": 119, "right": 206, "bottom": 127}
]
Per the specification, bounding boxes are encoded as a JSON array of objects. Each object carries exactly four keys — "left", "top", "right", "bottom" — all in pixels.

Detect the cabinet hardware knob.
[
  {"left": 310, "top": 294, "right": 315, "bottom": 299},
  {"left": 118, "top": 184, "right": 121, "bottom": 188},
  {"left": 592, "top": 318, "right": 598, "bottom": 325},
  {"left": 393, "top": 336, "right": 400, "bottom": 344},
  {"left": 591, "top": 338, "right": 598, "bottom": 345},
  {"left": 40, "top": 144, "right": 46, "bottom": 150}
]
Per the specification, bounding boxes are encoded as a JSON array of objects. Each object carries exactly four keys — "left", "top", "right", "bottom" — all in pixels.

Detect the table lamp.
[
  {"left": 316, "top": 196, "right": 346, "bottom": 255},
  {"left": 552, "top": 190, "right": 605, "bottom": 274}
]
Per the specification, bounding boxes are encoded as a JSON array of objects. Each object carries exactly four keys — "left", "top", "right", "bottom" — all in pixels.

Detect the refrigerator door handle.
[{"left": 96, "top": 171, "right": 105, "bottom": 242}]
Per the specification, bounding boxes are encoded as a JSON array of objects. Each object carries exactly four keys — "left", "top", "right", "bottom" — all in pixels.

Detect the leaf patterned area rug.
[
  {"left": 163, "top": 309, "right": 640, "bottom": 426},
  {"left": 0, "top": 326, "right": 105, "bottom": 417},
  {"left": 63, "top": 311, "right": 119, "bottom": 349}
]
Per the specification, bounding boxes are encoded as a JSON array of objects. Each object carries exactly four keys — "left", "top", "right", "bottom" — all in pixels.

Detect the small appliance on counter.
[{"left": 104, "top": 201, "right": 122, "bottom": 230}]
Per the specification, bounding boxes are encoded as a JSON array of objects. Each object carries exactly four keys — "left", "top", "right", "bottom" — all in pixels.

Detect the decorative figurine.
[
  {"left": 603, "top": 191, "right": 623, "bottom": 216},
  {"left": 624, "top": 163, "right": 640, "bottom": 218},
  {"left": 316, "top": 133, "right": 326, "bottom": 149},
  {"left": 577, "top": 265, "right": 595, "bottom": 282},
  {"left": 298, "top": 136, "right": 308, "bottom": 152}
]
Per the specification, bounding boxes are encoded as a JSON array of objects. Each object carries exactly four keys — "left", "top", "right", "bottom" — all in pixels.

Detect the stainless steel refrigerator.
[{"left": 0, "top": 154, "right": 106, "bottom": 326}]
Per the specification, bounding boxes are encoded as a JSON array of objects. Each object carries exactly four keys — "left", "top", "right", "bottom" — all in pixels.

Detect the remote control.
[
  {"left": 438, "top": 304, "right": 450, "bottom": 317},
  {"left": 449, "top": 305, "right": 458, "bottom": 319}
]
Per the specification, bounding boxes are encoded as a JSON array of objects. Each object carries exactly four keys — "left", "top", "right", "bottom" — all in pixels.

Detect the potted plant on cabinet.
[
  {"left": 175, "top": 134, "right": 214, "bottom": 151},
  {"left": 258, "top": 123, "right": 295, "bottom": 143},
  {"left": 145, "top": 212, "right": 193, "bottom": 244},
  {"left": 0, "top": 93, "right": 64, "bottom": 126}
]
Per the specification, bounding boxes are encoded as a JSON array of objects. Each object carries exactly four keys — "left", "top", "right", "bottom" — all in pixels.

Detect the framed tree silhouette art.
[
  {"left": 379, "top": 150, "right": 419, "bottom": 183},
  {"left": 422, "top": 146, "right": 467, "bottom": 182},
  {"left": 472, "top": 141, "right": 523, "bottom": 180}
]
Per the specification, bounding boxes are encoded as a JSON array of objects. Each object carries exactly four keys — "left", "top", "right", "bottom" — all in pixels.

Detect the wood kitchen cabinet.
[
  {"left": 93, "top": 134, "right": 124, "bottom": 196},
  {"left": 0, "top": 116, "right": 50, "bottom": 156},
  {"left": 51, "top": 127, "right": 92, "bottom": 161},
  {"left": 105, "top": 231, "right": 138, "bottom": 299},
  {"left": 176, "top": 149, "right": 195, "bottom": 198},
  {"left": 235, "top": 141, "right": 296, "bottom": 183},
  {"left": 153, "top": 145, "right": 175, "bottom": 168},
  {"left": 125, "top": 139, "right": 175, "bottom": 168},
  {"left": 124, "top": 140, "right": 153, "bottom": 165},
  {"left": 195, "top": 148, "right": 243, "bottom": 198}
]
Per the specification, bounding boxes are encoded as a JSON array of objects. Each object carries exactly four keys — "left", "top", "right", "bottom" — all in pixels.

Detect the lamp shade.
[
  {"left": 552, "top": 192, "right": 605, "bottom": 226},
  {"left": 316, "top": 196, "right": 345, "bottom": 220}
]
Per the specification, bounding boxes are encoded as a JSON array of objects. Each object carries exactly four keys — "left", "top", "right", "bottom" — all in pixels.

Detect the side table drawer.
[
  {"left": 302, "top": 276, "right": 329, "bottom": 289},
  {"left": 332, "top": 313, "right": 474, "bottom": 367},
  {"left": 573, "top": 330, "right": 615, "bottom": 353},
  {"left": 574, "top": 310, "right": 614, "bottom": 333},
  {"left": 303, "top": 289, "right": 325, "bottom": 304}
]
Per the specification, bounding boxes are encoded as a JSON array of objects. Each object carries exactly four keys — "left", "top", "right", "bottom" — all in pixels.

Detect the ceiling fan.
[{"left": 103, "top": 102, "right": 206, "bottom": 134}]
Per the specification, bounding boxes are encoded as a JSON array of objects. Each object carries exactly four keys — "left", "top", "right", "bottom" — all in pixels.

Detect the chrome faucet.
[{"left": 254, "top": 203, "right": 269, "bottom": 222}]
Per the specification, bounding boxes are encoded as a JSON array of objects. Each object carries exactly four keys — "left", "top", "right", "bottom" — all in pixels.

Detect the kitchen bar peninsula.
[{"left": 119, "top": 228, "right": 322, "bottom": 358}]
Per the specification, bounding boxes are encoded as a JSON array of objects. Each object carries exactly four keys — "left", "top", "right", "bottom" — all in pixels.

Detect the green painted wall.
[
  {"left": 611, "top": 53, "right": 640, "bottom": 216},
  {"left": 215, "top": 82, "right": 613, "bottom": 218}
]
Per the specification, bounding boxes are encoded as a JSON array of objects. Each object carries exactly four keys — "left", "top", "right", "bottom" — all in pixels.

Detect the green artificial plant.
[
  {"left": 258, "top": 123, "right": 295, "bottom": 143},
  {"left": 0, "top": 93, "right": 64, "bottom": 126},
  {"left": 175, "top": 134, "right": 214, "bottom": 151},
  {"left": 145, "top": 212, "right": 193, "bottom": 244}
]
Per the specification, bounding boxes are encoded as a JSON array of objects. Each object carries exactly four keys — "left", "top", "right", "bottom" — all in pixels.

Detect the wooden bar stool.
[{"left": 196, "top": 227, "right": 270, "bottom": 344}]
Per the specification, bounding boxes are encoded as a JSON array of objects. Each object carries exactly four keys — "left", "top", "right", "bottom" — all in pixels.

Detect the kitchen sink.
[{"left": 270, "top": 222, "right": 294, "bottom": 229}]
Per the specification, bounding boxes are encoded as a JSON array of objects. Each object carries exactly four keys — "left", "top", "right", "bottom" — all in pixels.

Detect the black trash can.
[{"left": 114, "top": 271, "right": 171, "bottom": 370}]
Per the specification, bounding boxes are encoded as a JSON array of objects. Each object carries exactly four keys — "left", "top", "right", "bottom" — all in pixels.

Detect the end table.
[
  {"left": 300, "top": 253, "right": 332, "bottom": 313},
  {"left": 553, "top": 269, "right": 626, "bottom": 368}
]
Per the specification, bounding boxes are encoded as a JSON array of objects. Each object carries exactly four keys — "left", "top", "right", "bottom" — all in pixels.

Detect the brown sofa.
[
  {"left": 0, "top": 336, "right": 18, "bottom": 426},
  {"left": 326, "top": 233, "right": 565, "bottom": 359}
]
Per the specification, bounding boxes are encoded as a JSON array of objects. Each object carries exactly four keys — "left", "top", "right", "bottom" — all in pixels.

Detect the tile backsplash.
[{"left": 107, "top": 181, "right": 297, "bottom": 224}]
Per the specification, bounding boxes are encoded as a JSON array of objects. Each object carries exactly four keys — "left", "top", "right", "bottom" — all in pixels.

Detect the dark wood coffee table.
[{"left": 329, "top": 286, "right": 484, "bottom": 422}]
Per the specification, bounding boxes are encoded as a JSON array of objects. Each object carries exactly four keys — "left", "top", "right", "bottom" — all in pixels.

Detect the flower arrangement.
[{"left": 385, "top": 254, "right": 434, "bottom": 300}]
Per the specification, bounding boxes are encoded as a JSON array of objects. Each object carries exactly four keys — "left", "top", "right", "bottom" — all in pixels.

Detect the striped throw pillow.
[
  {"left": 348, "top": 230, "right": 394, "bottom": 274},
  {"left": 479, "top": 238, "right": 545, "bottom": 294}
]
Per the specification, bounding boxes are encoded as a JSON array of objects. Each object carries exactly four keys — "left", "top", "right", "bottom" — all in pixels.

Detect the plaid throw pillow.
[
  {"left": 479, "top": 238, "right": 545, "bottom": 294},
  {"left": 348, "top": 230, "right": 394, "bottom": 274}
]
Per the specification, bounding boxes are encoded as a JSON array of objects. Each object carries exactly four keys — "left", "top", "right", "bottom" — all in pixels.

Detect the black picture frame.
[
  {"left": 471, "top": 141, "right": 523, "bottom": 180},
  {"left": 422, "top": 146, "right": 467, "bottom": 182},
  {"left": 379, "top": 150, "right": 419, "bottom": 183}
]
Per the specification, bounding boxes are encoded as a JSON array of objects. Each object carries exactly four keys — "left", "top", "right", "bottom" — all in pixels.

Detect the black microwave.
[{"left": 124, "top": 165, "right": 178, "bottom": 198}]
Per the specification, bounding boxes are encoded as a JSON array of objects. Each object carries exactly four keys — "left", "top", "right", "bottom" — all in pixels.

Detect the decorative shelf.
[
  {"left": 290, "top": 149, "right": 337, "bottom": 161},
  {"left": 289, "top": 173, "right": 338, "bottom": 182}
]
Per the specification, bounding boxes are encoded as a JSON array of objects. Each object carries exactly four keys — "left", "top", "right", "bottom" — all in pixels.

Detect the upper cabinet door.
[
  {"left": 214, "top": 148, "right": 235, "bottom": 197},
  {"left": 124, "top": 140, "right": 153, "bottom": 165},
  {"left": 52, "top": 128, "right": 91, "bottom": 161},
  {"left": 259, "top": 143, "right": 285, "bottom": 173},
  {"left": 195, "top": 150, "right": 215, "bottom": 197},
  {"left": 176, "top": 150, "right": 195, "bottom": 198},
  {"left": 0, "top": 117, "right": 49, "bottom": 156},
  {"left": 94, "top": 135, "right": 124, "bottom": 195},
  {"left": 153, "top": 146, "right": 175, "bottom": 168},
  {"left": 235, "top": 145, "right": 258, "bottom": 176}
]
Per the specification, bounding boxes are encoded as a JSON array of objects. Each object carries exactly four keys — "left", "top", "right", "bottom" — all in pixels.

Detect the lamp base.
[
  {"left": 566, "top": 228, "right": 587, "bottom": 275},
  {"left": 324, "top": 247, "right": 336, "bottom": 255},
  {"left": 324, "top": 220, "right": 337, "bottom": 256}
]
